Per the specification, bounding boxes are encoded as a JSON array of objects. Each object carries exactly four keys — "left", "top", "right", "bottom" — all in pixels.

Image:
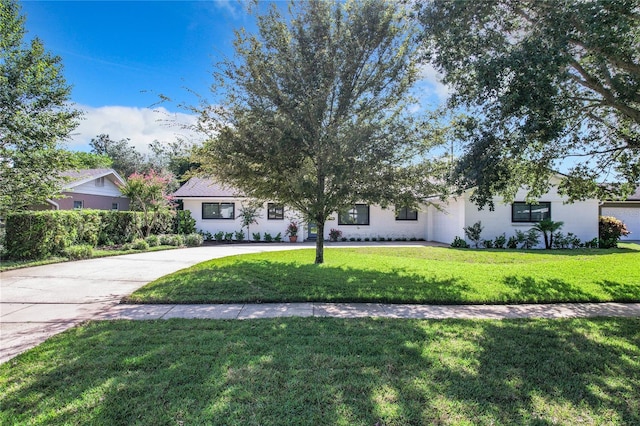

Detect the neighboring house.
[
  {"left": 600, "top": 187, "right": 640, "bottom": 241},
  {"left": 46, "top": 168, "right": 130, "bottom": 211},
  {"left": 174, "top": 176, "right": 600, "bottom": 246}
]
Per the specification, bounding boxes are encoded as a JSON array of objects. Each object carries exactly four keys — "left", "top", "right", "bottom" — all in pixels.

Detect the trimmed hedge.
[{"left": 5, "top": 209, "right": 195, "bottom": 260}]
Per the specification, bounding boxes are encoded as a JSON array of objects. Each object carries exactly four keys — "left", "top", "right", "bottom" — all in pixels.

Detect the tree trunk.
[{"left": 315, "top": 221, "right": 325, "bottom": 264}]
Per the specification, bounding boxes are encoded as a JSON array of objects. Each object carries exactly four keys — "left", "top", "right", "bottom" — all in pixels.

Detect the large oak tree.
[
  {"left": 196, "top": 0, "right": 447, "bottom": 263},
  {"left": 418, "top": 0, "right": 639, "bottom": 208},
  {"left": 0, "top": 0, "right": 82, "bottom": 215}
]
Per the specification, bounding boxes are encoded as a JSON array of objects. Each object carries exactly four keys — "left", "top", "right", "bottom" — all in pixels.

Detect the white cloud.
[
  {"left": 416, "top": 63, "right": 452, "bottom": 104},
  {"left": 67, "top": 105, "right": 201, "bottom": 153}
]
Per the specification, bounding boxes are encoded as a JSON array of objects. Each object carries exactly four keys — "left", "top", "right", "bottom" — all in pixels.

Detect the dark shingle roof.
[{"left": 173, "top": 177, "right": 242, "bottom": 198}]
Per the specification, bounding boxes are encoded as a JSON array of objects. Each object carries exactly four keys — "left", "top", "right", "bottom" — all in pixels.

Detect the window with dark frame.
[
  {"left": 111, "top": 203, "right": 119, "bottom": 211},
  {"left": 267, "top": 203, "right": 284, "bottom": 220},
  {"left": 202, "top": 202, "right": 235, "bottom": 219},
  {"left": 512, "top": 202, "right": 551, "bottom": 222},
  {"left": 338, "top": 204, "right": 370, "bottom": 225},
  {"left": 73, "top": 200, "right": 83, "bottom": 209},
  {"left": 396, "top": 206, "right": 418, "bottom": 221}
]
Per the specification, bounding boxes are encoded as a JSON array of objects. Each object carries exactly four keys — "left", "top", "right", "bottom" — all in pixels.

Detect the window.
[
  {"left": 396, "top": 206, "right": 418, "bottom": 221},
  {"left": 202, "top": 202, "right": 235, "bottom": 219},
  {"left": 111, "top": 203, "right": 119, "bottom": 211},
  {"left": 267, "top": 203, "right": 284, "bottom": 220},
  {"left": 95, "top": 177, "right": 105, "bottom": 187},
  {"left": 338, "top": 204, "right": 370, "bottom": 225},
  {"left": 73, "top": 200, "right": 83, "bottom": 209},
  {"left": 512, "top": 202, "right": 551, "bottom": 222}
]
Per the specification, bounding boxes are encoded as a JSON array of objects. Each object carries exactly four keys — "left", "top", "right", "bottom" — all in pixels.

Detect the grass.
[
  {"left": 126, "top": 244, "right": 640, "bottom": 304},
  {"left": 0, "top": 245, "right": 179, "bottom": 272},
  {"left": 1, "top": 317, "right": 638, "bottom": 425}
]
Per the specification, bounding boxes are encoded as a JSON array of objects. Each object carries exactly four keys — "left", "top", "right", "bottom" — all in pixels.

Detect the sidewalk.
[{"left": 99, "top": 301, "right": 640, "bottom": 321}]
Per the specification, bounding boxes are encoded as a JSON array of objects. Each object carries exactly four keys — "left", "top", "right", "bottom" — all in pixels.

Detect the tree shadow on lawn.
[
  {"left": 2, "top": 318, "right": 639, "bottom": 425},
  {"left": 447, "top": 247, "right": 639, "bottom": 256},
  {"left": 502, "top": 276, "right": 596, "bottom": 303},
  {"left": 128, "top": 259, "right": 474, "bottom": 304}
]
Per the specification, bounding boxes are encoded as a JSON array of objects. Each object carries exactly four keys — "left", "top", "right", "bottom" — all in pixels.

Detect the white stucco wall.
[
  {"left": 322, "top": 205, "right": 427, "bottom": 241},
  {"left": 183, "top": 198, "right": 303, "bottom": 241},
  {"left": 429, "top": 198, "right": 465, "bottom": 244},
  {"left": 463, "top": 186, "right": 599, "bottom": 247}
]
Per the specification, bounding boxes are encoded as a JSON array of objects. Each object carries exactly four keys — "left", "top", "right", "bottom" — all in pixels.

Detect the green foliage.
[
  {"left": 194, "top": 0, "right": 449, "bottom": 263},
  {"left": 507, "top": 235, "right": 518, "bottom": 249},
  {"left": 482, "top": 239, "right": 494, "bottom": 249},
  {"left": 450, "top": 236, "right": 469, "bottom": 248},
  {"left": 174, "top": 210, "right": 196, "bottom": 235},
  {"left": 0, "top": 0, "right": 83, "bottom": 216},
  {"left": 599, "top": 216, "right": 630, "bottom": 248},
  {"left": 89, "top": 134, "right": 145, "bottom": 179},
  {"left": 97, "top": 211, "right": 142, "bottom": 245},
  {"left": 236, "top": 202, "right": 261, "bottom": 241},
  {"left": 463, "top": 221, "right": 483, "bottom": 248},
  {"left": 64, "top": 151, "right": 112, "bottom": 169},
  {"left": 224, "top": 232, "right": 233, "bottom": 242},
  {"left": 418, "top": 0, "right": 640, "bottom": 206},
  {"left": 552, "top": 232, "right": 582, "bottom": 250},
  {"left": 493, "top": 234, "right": 506, "bottom": 249},
  {"left": 131, "top": 239, "right": 149, "bottom": 250},
  {"left": 120, "top": 170, "right": 176, "bottom": 237},
  {"left": 63, "top": 244, "right": 93, "bottom": 260},
  {"left": 184, "top": 233, "right": 204, "bottom": 247},
  {"left": 145, "top": 234, "right": 160, "bottom": 247},
  {"left": 159, "top": 234, "right": 184, "bottom": 247},
  {"left": 234, "top": 230, "right": 245, "bottom": 242},
  {"left": 213, "top": 231, "right": 224, "bottom": 242},
  {"left": 264, "top": 233, "right": 273, "bottom": 243},
  {"left": 252, "top": 232, "right": 261, "bottom": 241},
  {"left": 532, "top": 219, "right": 564, "bottom": 249}
]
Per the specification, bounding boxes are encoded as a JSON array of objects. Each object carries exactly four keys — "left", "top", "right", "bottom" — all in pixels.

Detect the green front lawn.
[
  {"left": 126, "top": 244, "right": 640, "bottom": 304},
  {"left": 2, "top": 318, "right": 639, "bottom": 425}
]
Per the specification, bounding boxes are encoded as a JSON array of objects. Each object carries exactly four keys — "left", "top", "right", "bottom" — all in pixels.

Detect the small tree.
[
  {"left": 463, "top": 221, "right": 483, "bottom": 248},
  {"left": 236, "top": 202, "right": 261, "bottom": 241},
  {"left": 120, "top": 170, "right": 175, "bottom": 237},
  {"left": 599, "top": 216, "right": 630, "bottom": 248},
  {"left": 532, "top": 219, "right": 564, "bottom": 249}
]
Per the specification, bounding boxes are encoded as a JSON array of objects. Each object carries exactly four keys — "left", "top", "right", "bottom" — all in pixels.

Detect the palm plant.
[{"left": 532, "top": 219, "right": 564, "bottom": 249}]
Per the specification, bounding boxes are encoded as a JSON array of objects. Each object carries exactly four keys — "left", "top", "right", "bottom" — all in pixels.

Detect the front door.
[{"left": 307, "top": 222, "right": 318, "bottom": 240}]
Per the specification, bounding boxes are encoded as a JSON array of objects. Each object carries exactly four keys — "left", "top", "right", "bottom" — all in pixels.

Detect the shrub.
[
  {"left": 274, "top": 232, "right": 282, "bottom": 242},
  {"left": 97, "top": 211, "right": 143, "bottom": 245},
  {"left": 132, "top": 239, "right": 149, "bottom": 250},
  {"left": 174, "top": 210, "right": 196, "bottom": 235},
  {"left": 199, "top": 230, "right": 213, "bottom": 241},
  {"left": 160, "top": 234, "right": 184, "bottom": 247},
  {"left": 252, "top": 232, "right": 261, "bottom": 241},
  {"left": 214, "top": 231, "right": 224, "bottom": 242},
  {"left": 349, "top": 237, "right": 356, "bottom": 242},
  {"left": 494, "top": 234, "right": 506, "bottom": 249},
  {"left": 329, "top": 228, "right": 342, "bottom": 242},
  {"left": 522, "top": 229, "right": 541, "bottom": 249},
  {"left": 532, "top": 219, "right": 564, "bottom": 249},
  {"left": 585, "top": 237, "right": 599, "bottom": 248},
  {"left": 224, "top": 232, "right": 234, "bottom": 242},
  {"left": 507, "top": 235, "right": 518, "bottom": 249},
  {"left": 371, "top": 237, "right": 377, "bottom": 242},
  {"left": 341, "top": 237, "right": 347, "bottom": 242},
  {"left": 364, "top": 237, "right": 370, "bottom": 242},
  {"left": 482, "top": 239, "right": 494, "bottom": 248},
  {"left": 451, "top": 236, "right": 469, "bottom": 248},
  {"left": 599, "top": 216, "right": 630, "bottom": 248},
  {"left": 234, "top": 230, "right": 245, "bottom": 241},
  {"left": 463, "top": 221, "right": 483, "bottom": 248},
  {"left": 64, "top": 244, "right": 94, "bottom": 260},
  {"left": 264, "top": 233, "right": 273, "bottom": 242},
  {"left": 145, "top": 234, "right": 160, "bottom": 247},
  {"left": 6, "top": 211, "right": 78, "bottom": 259},
  {"left": 184, "top": 233, "right": 204, "bottom": 247}
]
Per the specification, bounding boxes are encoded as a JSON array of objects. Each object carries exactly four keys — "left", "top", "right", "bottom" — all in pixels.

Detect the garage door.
[{"left": 601, "top": 207, "right": 640, "bottom": 241}]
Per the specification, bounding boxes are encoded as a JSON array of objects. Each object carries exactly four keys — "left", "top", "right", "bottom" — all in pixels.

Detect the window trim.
[
  {"left": 267, "top": 203, "right": 284, "bottom": 220},
  {"left": 73, "top": 200, "right": 83, "bottom": 210},
  {"left": 338, "top": 204, "right": 370, "bottom": 226},
  {"left": 395, "top": 206, "right": 418, "bottom": 221},
  {"left": 202, "top": 202, "right": 235, "bottom": 220},
  {"left": 111, "top": 202, "right": 119, "bottom": 211},
  {"left": 511, "top": 202, "right": 551, "bottom": 223}
]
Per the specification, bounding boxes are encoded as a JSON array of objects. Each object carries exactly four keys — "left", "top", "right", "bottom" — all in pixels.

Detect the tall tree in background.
[
  {"left": 418, "top": 0, "right": 639, "bottom": 208},
  {"left": 196, "top": 0, "right": 447, "bottom": 264},
  {"left": 0, "top": 0, "right": 82, "bottom": 215},
  {"left": 89, "top": 134, "right": 145, "bottom": 179}
]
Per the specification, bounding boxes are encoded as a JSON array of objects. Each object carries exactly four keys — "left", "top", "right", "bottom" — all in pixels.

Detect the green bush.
[
  {"left": 213, "top": 231, "right": 224, "bottom": 242},
  {"left": 145, "top": 234, "right": 160, "bottom": 247},
  {"left": 450, "top": 236, "right": 469, "bottom": 248},
  {"left": 494, "top": 234, "right": 506, "bottom": 249},
  {"left": 463, "top": 221, "right": 483, "bottom": 248},
  {"left": 64, "top": 244, "right": 94, "bottom": 260},
  {"left": 252, "top": 232, "right": 261, "bottom": 241},
  {"left": 264, "top": 233, "right": 273, "bottom": 242},
  {"left": 97, "top": 211, "right": 143, "bottom": 245},
  {"left": 160, "top": 234, "right": 184, "bottom": 247},
  {"left": 234, "top": 230, "right": 245, "bottom": 241},
  {"left": 184, "top": 233, "right": 204, "bottom": 247},
  {"left": 6, "top": 211, "right": 77, "bottom": 259},
  {"left": 132, "top": 239, "right": 149, "bottom": 250},
  {"left": 599, "top": 216, "right": 630, "bottom": 248},
  {"left": 174, "top": 210, "right": 196, "bottom": 234}
]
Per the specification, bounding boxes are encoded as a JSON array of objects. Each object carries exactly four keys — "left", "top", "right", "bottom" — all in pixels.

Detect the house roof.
[
  {"left": 627, "top": 187, "right": 640, "bottom": 201},
  {"left": 61, "top": 168, "right": 126, "bottom": 189},
  {"left": 173, "top": 177, "right": 242, "bottom": 198}
]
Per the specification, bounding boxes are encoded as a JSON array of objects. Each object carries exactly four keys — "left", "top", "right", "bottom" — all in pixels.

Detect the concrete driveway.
[{"left": 0, "top": 243, "right": 309, "bottom": 364}]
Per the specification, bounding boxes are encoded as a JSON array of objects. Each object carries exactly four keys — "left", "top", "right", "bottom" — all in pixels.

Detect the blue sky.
[{"left": 20, "top": 1, "right": 447, "bottom": 152}]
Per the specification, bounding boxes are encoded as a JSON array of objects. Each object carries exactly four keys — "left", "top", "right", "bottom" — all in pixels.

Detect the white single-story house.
[
  {"left": 45, "top": 168, "right": 130, "bottom": 211},
  {"left": 600, "top": 187, "right": 640, "bottom": 241},
  {"left": 173, "top": 177, "right": 601, "bottom": 247}
]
